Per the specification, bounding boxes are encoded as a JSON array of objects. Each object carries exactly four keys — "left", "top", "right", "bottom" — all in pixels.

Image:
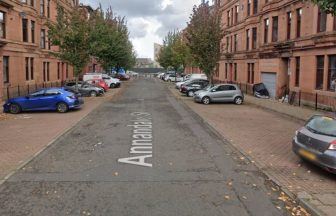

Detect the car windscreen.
[
  {"left": 306, "top": 116, "right": 336, "bottom": 137},
  {"left": 204, "top": 84, "right": 215, "bottom": 91}
]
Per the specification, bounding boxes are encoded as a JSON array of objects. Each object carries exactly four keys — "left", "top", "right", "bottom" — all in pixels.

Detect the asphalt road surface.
[{"left": 0, "top": 78, "right": 288, "bottom": 216}]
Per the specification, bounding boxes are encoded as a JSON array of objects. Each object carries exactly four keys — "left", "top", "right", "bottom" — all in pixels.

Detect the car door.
[
  {"left": 24, "top": 90, "right": 46, "bottom": 110},
  {"left": 38, "top": 89, "right": 61, "bottom": 110},
  {"left": 219, "top": 85, "right": 237, "bottom": 102},
  {"left": 209, "top": 85, "right": 225, "bottom": 102}
]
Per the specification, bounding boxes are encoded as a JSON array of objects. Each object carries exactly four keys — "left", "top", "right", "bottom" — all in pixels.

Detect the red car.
[{"left": 86, "top": 79, "right": 109, "bottom": 92}]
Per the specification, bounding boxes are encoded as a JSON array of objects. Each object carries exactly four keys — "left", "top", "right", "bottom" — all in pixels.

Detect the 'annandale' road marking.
[{"left": 118, "top": 112, "right": 153, "bottom": 167}]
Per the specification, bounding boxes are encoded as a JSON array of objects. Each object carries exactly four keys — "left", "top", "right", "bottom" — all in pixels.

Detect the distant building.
[
  {"left": 154, "top": 43, "right": 162, "bottom": 62},
  {"left": 135, "top": 58, "right": 160, "bottom": 68}
]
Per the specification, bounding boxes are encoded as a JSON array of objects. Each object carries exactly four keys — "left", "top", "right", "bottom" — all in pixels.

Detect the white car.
[
  {"left": 83, "top": 73, "right": 121, "bottom": 88},
  {"left": 175, "top": 74, "right": 208, "bottom": 89},
  {"left": 165, "top": 74, "right": 184, "bottom": 82}
]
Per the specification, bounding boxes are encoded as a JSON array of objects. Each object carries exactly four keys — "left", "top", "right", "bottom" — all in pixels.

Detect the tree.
[
  {"left": 185, "top": 2, "right": 223, "bottom": 83},
  {"left": 48, "top": 5, "right": 90, "bottom": 84},
  {"left": 88, "top": 7, "right": 136, "bottom": 72},
  {"left": 158, "top": 31, "right": 192, "bottom": 73},
  {"left": 311, "top": 0, "right": 336, "bottom": 15}
]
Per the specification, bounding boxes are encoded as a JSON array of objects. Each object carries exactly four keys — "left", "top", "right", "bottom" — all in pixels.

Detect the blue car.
[{"left": 3, "top": 88, "right": 84, "bottom": 114}]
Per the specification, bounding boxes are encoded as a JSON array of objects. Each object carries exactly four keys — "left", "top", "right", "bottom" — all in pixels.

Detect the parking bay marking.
[{"left": 118, "top": 112, "right": 153, "bottom": 167}]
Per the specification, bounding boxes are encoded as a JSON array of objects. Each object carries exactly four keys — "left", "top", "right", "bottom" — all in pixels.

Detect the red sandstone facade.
[
  {"left": 0, "top": 0, "right": 78, "bottom": 101},
  {"left": 219, "top": 0, "right": 336, "bottom": 104}
]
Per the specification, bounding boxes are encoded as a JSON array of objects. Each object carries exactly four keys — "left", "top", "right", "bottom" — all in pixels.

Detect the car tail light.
[{"left": 329, "top": 140, "right": 336, "bottom": 150}]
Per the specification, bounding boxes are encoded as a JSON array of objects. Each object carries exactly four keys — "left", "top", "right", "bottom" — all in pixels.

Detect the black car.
[
  {"left": 64, "top": 81, "right": 104, "bottom": 97},
  {"left": 180, "top": 79, "right": 209, "bottom": 97}
]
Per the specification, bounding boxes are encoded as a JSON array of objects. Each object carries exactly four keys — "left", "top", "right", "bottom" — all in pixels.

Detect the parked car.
[
  {"left": 3, "top": 88, "right": 83, "bottom": 114},
  {"left": 85, "top": 79, "right": 109, "bottom": 92},
  {"left": 175, "top": 74, "right": 207, "bottom": 89},
  {"left": 193, "top": 84, "right": 244, "bottom": 105},
  {"left": 162, "top": 71, "right": 175, "bottom": 81},
  {"left": 292, "top": 115, "right": 336, "bottom": 174},
  {"left": 102, "top": 74, "right": 121, "bottom": 88},
  {"left": 115, "top": 73, "right": 130, "bottom": 81},
  {"left": 164, "top": 74, "right": 184, "bottom": 82},
  {"left": 181, "top": 80, "right": 209, "bottom": 97},
  {"left": 64, "top": 81, "right": 104, "bottom": 97},
  {"left": 157, "top": 72, "right": 165, "bottom": 79}
]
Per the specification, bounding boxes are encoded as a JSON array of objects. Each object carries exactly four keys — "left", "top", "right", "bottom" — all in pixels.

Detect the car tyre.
[
  {"left": 187, "top": 91, "right": 194, "bottom": 97},
  {"left": 110, "top": 83, "right": 116, "bottom": 88},
  {"left": 57, "top": 102, "right": 69, "bottom": 113},
  {"left": 9, "top": 103, "right": 21, "bottom": 114},
  {"left": 234, "top": 96, "right": 243, "bottom": 105},
  {"left": 90, "top": 91, "right": 97, "bottom": 97},
  {"left": 202, "top": 96, "right": 211, "bottom": 105}
]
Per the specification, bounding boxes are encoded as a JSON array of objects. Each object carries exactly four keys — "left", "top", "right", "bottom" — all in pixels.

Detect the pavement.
[
  {"left": 0, "top": 84, "right": 126, "bottom": 184},
  {"left": 0, "top": 77, "right": 305, "bottom": 216},
  {"left": 168, "top": 82, "right": 336, "bottom": 216}
]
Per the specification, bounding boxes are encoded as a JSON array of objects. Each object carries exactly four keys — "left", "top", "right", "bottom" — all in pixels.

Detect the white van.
[{"left": 83, "top": 73, "right": 121, "bottom": 88}]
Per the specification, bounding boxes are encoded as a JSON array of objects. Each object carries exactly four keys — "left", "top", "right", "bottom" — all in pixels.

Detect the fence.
[{"left": 2, "top": 81, "right": 69, "bottom": 101}]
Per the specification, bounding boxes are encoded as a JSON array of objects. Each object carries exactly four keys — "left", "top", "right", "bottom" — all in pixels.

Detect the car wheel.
[
  {"left": 90, "top": 91, "right": 97, "bottom": 97},
  {"left": 234, "top": 96, "right": 243, "bottom": 105},
  {"left": 57, "top": 102, "right": 69, "bottom": 113},
  {"left": 9, "top": 103, "right": 21, "bottom": 114},
  {"left": 110, "top": 83, "right": 116, "bottom": 88},
  {"left": 202, "top": 96, "right": 210, "bottom": 105},
  {"left": 187, "top": 91, "right": 194, "bottom": 97}
]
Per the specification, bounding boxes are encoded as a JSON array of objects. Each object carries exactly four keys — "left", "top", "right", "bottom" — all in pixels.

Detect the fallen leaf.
[
  {"left": 224, "top": 195, "right": 230, "bottom": 200},
  {"left": 114, "top": 172, "right": 119, "bottom": 176}
]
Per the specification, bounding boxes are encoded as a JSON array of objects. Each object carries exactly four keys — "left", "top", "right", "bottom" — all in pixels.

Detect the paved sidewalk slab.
[
  {"left": 0, "top": 84, "right": 126, "bottom": 183},
  {"left": 168, "top": 84, "right": 336, "bottom": 216}
]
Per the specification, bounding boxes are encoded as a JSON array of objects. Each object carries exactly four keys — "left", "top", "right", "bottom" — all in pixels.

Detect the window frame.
[
  {"left": 0, "top": 11, "right": 5, "bottom": 39},
  {"left": 295, "top": 57, "right": 300, "bottom": 87},
  {"left": 316, "top": 56, "right": 325, "bottom": 90},
  {"left": 287, "top": 12, "right": 292, "bottom": 40},
  {"left": 272, "top": 16, "right": 278, "bottom": 42},
  {"left": 264, "top": 18, "right": 269, "bottom": 44},
  {"left": 328, "top": 55, "right": 336, "bottom": 91},
  {"left": 3, "top": 56, "right": 9, "bottom": 83},
  {"left": 252, "top": 27, "right": 257, "bottom": 49},
  {"left": 22, "top": 18, "right": 29, "bottom": 42},
  {"left": 317, "top": 8, "right": 327, "bottom": 33}
]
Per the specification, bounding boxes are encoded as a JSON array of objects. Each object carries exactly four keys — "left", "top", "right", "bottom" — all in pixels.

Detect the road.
[{"left": 0, "top": 78, "right": 288, "bottom": 216}]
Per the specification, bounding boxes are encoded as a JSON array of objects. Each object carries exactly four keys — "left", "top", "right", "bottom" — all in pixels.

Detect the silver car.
[
  {"left": 293, "top": 115, "right": 336, "bottom": 174},
  {"left": 193, "top": 84, "right": 244, "bottom": 105}
]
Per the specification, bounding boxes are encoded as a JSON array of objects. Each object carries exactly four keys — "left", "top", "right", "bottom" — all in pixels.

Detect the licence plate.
[{"left": 299, "top": 149, "right": 316, "bottom": 161}]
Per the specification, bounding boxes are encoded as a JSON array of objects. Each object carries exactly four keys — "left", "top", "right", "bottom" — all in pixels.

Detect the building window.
[
  {"left": 264, "top": 18, "right": 269, "bottom": 44},
  {"left": 247, "top": 63, "right": 255, "bottom": 84},
  {"left": 316, "top": 56, "right": 324, "bottom": 90},
  {"left": 230, "top": 35, "right": 233, "bottom": 53},
  {"left": 234, "top": 34, "right": 238, "bottom": 52},
  {"left": 246, "top": 29, "right": 250, "bottom": 50},
  {"left": 227, "top": 11, "right": 230, "bottom": 27},
  {"left": 272, "top": 16, "right": 278, "bottom": 42},
  {"left": 30, "top": 58, "right": 34, "bottom": 80},
  {"left": 225, "top": 63, "right": 228, "bottom": 79},
  {"left": 40, "top": 29, "right": 46, "bottom": 48},
  {"left": 231, "top": 8, "right": 234, "bottom": 26},
  {"left": 252, "top": 27, "right": 257, "bottom": 49},
  {"left": 247, "top": 0, "right": 251, "bottom": 16},
  {"left": 0, "top": 11, "right": 5, "bottom": 39},
  {"left": 66, "top": 63, "right": 69, "bottom": 78},
  {"left": 235, "top": 5, "right": 239, "bottom": 24},
  {"left": 57, "top": 62, "right": 60, "bottom": 79},
  {"left": 317, "top": 8, "right": 327, "bottom": 33},
  {"left": 333, "top": 16, "right": 336, "bottom": 31},
  {"left": 287, "top": 12, "right": 292, "bottom": 40},
  {"left": 3, "top": 56, "right": 9, "bottom": 83},
  {"left": 25, "top": 57, "right": 30, "bottom": 81},
  {"left": 22, "top": 19, "right": 28, "bottom": 42},
  {"left": 31, "top": 21, "right": 35, "bottom": 43},
  {"left": 253, "top": 0, "right": 258, "bottom": 15},
  {"left": 234, "top": 63, "right": 237, "bottom": 81},
  {"left": 48, "top": 37, "right": 51, "bottom": 50},
  {"left": 296, "top": 8, "right": 302, "bottom": 38},
  {"left": 47, "top": 0, "right": 50, "bottom": 18},
  {"left": 40, "top": 0, "right": 45, "bottom": 16},
  {"left": 30, "top": 0, "right": 34, "bottom": 7},
  {"left": 295, "top": 57, "right": 300, "bottom": 87},
  {"left": 328, "top": 55, "right": 336, "bottom": 91},
  {"left": 43, "top": 62, "right": 50, "bottom": 82},
  {"left": 226, "top": 36, "right": 230, "bottom": 52}
]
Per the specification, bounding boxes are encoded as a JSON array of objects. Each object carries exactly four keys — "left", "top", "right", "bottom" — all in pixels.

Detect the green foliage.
[
  {"left": 311, "top": 0, "right": 336, "bottom": 15},
  {"left": 158, "top": 31, "right": 192, "bottom": 72},
  {"left": 48, "top": 6, "right": 90, "bottom": 77},
  {"left": 89, "top": 7, "right": 136, "bottom": 70},
  {"left": 185, "top": 2, "right": 224, "bottom": 82}
]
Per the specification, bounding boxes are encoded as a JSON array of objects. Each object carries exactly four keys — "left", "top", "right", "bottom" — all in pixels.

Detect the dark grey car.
[
  {"left": 293, "top": 115, "right": 336, "bottom": 173},
  {"left": 64, "top": 82, "right": 104, "bottom": 97}
]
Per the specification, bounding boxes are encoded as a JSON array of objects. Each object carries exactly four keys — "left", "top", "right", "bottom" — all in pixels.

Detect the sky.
[{"left": 80, "top": 0, "right": 201, "bottom": 59}]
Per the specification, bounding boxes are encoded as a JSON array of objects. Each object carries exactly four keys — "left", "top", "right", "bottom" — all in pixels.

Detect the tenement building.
[
  {"left": 218, "top": 0, "right": 336, "bottom": 106},
  {"left": 0, "top": 0, "right": 77, "bottom": 101}
]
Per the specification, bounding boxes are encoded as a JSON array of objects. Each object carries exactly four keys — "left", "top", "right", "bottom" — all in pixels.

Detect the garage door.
[{"left": 261, "top": 72, "right": 277, "bottom": 98}]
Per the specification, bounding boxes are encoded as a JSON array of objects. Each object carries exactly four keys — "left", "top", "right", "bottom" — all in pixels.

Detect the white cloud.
[{"left": 80, "top": 0, "right": 200, "bottom": 59}]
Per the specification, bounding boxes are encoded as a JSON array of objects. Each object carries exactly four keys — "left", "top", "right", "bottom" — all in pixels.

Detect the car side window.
[
  {"left": 30, "top": 90, "right": 45, "bottom": 97},
  {"left": 228, "top": 85, "right": 236, "bottom": 91},
  {"left": 45, "top": 89, "right": 60, "bottom": 96}
]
